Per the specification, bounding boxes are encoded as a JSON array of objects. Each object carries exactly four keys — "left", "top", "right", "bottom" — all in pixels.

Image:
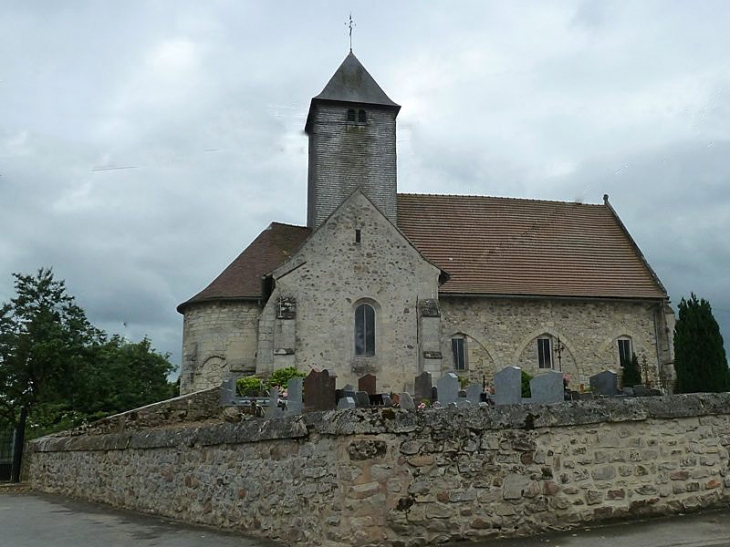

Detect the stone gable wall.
[
  {"left": 28, "top": 394, "right": 730, "bottom": 546},
  {"left": 180, "top": 301, "right": 260, "bottom": 394},
  {"left": 440, "top": 297, "right": 671, "bottom": 389},
  {"left": 307, "top": 104, "right": 397, "bottom": 228},
  {"left": 258, "top": 192, "right": 442, "bottom": 393}
]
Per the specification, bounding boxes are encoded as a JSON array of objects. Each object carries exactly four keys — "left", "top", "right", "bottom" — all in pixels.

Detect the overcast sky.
[{"left": 2, "top": 1, "right": 729, "bottom": 372}]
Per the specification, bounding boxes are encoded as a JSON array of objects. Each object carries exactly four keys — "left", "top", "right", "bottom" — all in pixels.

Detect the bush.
[
  {"left": 622, "top": 353, "right": 642, "bottom": 388},
  {"left": 236, "top": 376, "right": 263, "bottom": 396},
  {"left": 267, "top": 367, "right": 306, "bottom": 390},
  {"left": 521, "top": 370, "right": 533, "bottom": 398}
]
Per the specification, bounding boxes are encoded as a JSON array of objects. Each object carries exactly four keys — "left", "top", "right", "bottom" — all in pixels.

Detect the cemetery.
[{"left": 25, "top": 367, "right": 730, "bottom": 546}]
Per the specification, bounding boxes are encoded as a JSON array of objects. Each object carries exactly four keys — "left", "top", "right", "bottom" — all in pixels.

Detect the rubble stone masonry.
[{"left": 28, "top": 393, "right": 730, "bottom": 546}]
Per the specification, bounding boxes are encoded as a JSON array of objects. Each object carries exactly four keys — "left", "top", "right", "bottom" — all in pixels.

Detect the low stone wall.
[{"left": 27, "top": 394, "right": 730, "bottom": 546}]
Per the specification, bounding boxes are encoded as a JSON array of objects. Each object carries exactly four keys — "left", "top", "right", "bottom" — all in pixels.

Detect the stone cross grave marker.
[
  {"left": 589, "top": 370, "right": 618, "bottom": 397},
  {"left": 414, "top": 371, "right": 433, "bottom": 402},
  {"left": 303, "top": 369, "right": 337, "bottom": 411},
  {"left": 494, "top": 366, "right": 522, "bottom": 405},
  {"left": 530, "top": 371, "right": 565, "bottom": 404},
  {"left": 358, "top": 374, "right": 376, "bottom": 395},
  {"left": 466, "top": 384, "right": 482, "bottom": 404},
  {"left": 437, "top": 373, "right": 460, "bottom": 406},
  {"left": 286, "top": 377, "right": 303, "bottom": 415}
]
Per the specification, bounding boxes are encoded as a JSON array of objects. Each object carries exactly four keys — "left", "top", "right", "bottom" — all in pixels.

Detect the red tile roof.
[
  {"left": 178, "top": 195, "right": 667, "bottom": 313},
  {"left": 397, "top": 194, "right": 667, "bottom": 299},
  {"left": 177, "top": 222, "right": 311, "bottom": 312}
]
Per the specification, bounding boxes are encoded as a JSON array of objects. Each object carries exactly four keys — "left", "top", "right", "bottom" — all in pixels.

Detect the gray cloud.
[{"left": 3, "top": 1, "right": 730, "bottom": 369}]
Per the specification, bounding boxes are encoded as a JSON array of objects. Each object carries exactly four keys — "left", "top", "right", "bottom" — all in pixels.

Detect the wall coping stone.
[{"left": 28, "top": 392, "right": 730, "bottom": 454}]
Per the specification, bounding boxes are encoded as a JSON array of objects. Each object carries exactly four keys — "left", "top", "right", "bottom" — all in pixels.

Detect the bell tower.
[{"left": 305, "top": 52, "right": 401, "bottom": 229}]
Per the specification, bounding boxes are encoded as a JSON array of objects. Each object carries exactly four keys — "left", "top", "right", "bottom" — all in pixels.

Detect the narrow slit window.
[
  {"left": 537, "top": 337, "right": 553, "bottom": 369},
  {"left": 355, "top": 229, "right": 361, "bottom": 243},
  {"left": 452, "top": 337, "right": 467, "bottom": 371},
  {"left": 355, "top": 303, "right": 375, "bottom": 356},
  {"left": 618, "top": 338, "right": 632, "bottom": 367}
]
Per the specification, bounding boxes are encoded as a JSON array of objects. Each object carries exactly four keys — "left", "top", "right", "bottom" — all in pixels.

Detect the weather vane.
[{"left": 346, "top": 13, "right": 356, "bottom": 52}]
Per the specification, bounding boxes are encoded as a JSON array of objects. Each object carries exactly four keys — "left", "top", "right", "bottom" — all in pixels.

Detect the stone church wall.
[
  {"left": 180, "top": 301, "right": 260, "bottom": 394},
  {"left": 28, "top": 393, "right": 730, "bottom": 546},
  {"left": 439, "top": 297, "right": 670, "bottom": 389},
  {"left": 266, "top": 191, "right": 442, "bottom": 393}
]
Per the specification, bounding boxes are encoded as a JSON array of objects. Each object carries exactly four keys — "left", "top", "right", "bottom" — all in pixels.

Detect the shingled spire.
[{"left": 305, "top": 52, "right": 400, "bottom": 229}]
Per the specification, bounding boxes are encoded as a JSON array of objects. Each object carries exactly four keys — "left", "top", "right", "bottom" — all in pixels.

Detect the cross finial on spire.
[{"left": 347, "top": 13, "right": 356, "bottom": 52}]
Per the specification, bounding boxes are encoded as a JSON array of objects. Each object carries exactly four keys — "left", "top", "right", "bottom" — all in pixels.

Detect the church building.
[{"left": 177, "top": 52, "right": 675, "bottom": 395}]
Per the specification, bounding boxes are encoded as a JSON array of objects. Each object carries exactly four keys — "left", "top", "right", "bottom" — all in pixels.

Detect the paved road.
[
  {"left": 0, "top": 491, "right": 280, "bottom": 547},
  {"left": 2, "top": 490, "right": 730, "bottom": 546}
]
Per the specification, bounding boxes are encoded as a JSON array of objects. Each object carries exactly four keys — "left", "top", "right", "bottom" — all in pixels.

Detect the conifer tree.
[
  {"left": 674, "top": 294, "right": 730, "bottom": 393},
  {"left": 621, "top": 352, "right": 642, "bottom": 388}
]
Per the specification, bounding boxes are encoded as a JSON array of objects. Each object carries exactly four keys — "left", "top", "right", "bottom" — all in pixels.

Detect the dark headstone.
[
  {"left": 414, "top": 371, "right": 433, "bottom": 401},
  {"left": 494, "top": 366, "right": 522, "bottom": 405},
  {"left": 466, "top": 384, "right": 482, "bottom": 404},
  {"left": 369, "top": 393, "right": 384, "bottom": 406},
  {"left": 437, "top": 373, "right": 460, "bottom": 405},
  {"left": 304, "top": 369, "right": 337, "bottom": 411},
  {"left": 399, "top": 392, "right": 415, "bottom": 410},
  {"left": 220, "top": 377, "right": 237, "bottom": 406},
  {"left": 633, "top": 385, "right": 648, "bottom": 397},
  {"left": 589, "top": 370, "right": 619, "bottom": 397},
  {"left": 337, "top": 397, "right": 356, "bottom": 410},
  {"left": 286, "top": 377, "right": 303, "bottom": 415},
  {"left": 355, "top": 391, "right": 371, "bottom": 408},
  {"left": 358, "top": 374, "right": 376, "bottom": 395},
  {"left": 266, "top": 386, "right": 281, "bottom": 418},
  {"left": 530, "top": 371, "right": 565, "bottom": 404}
]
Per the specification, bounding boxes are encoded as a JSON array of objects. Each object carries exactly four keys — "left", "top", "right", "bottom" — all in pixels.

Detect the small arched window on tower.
[
  {"left": 358, "top": 109, "right": 367, "bottom": 123},
  {"left": 347, "top": 109, "right": 356, "bottom": 122},
  {"left": 354, "top": 303, "right": 375, "bottom": 356}
]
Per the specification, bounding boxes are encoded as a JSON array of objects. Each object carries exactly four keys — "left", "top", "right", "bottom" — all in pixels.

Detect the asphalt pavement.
[{"left": 2, "top": 489, "right": 730, "bottom": 546}]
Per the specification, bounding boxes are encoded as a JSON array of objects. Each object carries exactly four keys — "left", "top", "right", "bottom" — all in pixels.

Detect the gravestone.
[
  {"left": 267, "top": 386, "right": 281, "bottom": 418},
  {"left": 622, "top": 386, "right": 635, "bottom": 397},
  {"left": 633, "top": 385, "right": 648, "bottom": 397},
  {"left": 494, "top": 366, "right": 522, "bottom": 405},
  {"left": 399, "top": 392, "right": 416, "bottom": 410},
  {"left": 337, "top": 396, "right": 356, "bottom": 410},
  {"left": 466, "top": 384, "right": 482, "bottom": 404},
  {"left": 530, "top": 371, "right": 565, "bottom": 404},
  {"left": 437, "top": 373, "right": 460, "bottom": 406},
  {"left": 589, "top": 370, "right": 619, "bottom": 397},
  {"left": 220, "top": 377, "right": 237, "bottom": 405},
  {"left": 414, "top": 371, "right": 433, "bottom": 401},
  {"left": 303, "top": 369, "right": 337, "bottom": 411},
  {"left": 358, "top": 374, "right": 376, "bottom": 395},
  {"left": 343, "top": 384, "right": 354, "bottom": 392},
  {"left": 381, "top": 394, "right": 393, "bottom": 407},
  {"left": 286, "top": 377, "right": 303, "bottom": 415},
  {"left": 355, "top": 391, "right": 371, "bottom": 408}
]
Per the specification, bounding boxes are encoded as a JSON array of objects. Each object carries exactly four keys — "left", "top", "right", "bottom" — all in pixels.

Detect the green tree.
[
  {"left": 0, "top": 268, "right": 176, "bottom": 433},
  {"left": 674, "top": 293, "right": 730, "bottom": 393},
  {"left": 621, "top": 353, "right": 643, "bottom": 388},
  {"left": 0, "top": 268, "right": 102, "bottom": 426}
]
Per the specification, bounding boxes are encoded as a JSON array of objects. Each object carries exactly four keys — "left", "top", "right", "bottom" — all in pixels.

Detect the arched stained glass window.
[{"left": 355, "top": 303, "right": 375, "bottom": 356}]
